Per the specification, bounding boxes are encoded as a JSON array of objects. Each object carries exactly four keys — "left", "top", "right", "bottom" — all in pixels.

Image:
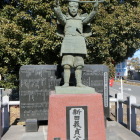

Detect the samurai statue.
[{"left": 54, "top": 0, "right": 99, "bottom": 87}]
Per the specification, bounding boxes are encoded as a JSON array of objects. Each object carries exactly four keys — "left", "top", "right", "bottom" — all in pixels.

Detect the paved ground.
[
  {"left": 107, "top": 121, "right": 140, "bottom": 140},
  {"left": 1, "top": 121, "right": 140, "bottom": 140}
]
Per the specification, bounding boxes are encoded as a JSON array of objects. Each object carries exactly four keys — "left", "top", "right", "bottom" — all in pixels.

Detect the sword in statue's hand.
[{"left": 67, "top": 0, "right": 104, "bottom": 3}]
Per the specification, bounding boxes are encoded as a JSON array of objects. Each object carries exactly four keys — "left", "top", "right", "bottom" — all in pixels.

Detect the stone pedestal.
[{"left": 47, "top": 93, "right": 106, "bottom": 140}]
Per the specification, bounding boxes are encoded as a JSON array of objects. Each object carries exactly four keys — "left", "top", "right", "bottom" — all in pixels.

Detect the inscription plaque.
[
  {"left": 66, "top": 106, "right": 88, "bottom": 140},
  {"left": 19, "top": 64, "right": 109, "bottom": 121},
  {"left": 19, "top": 65, "right": 61, "bottom": 121}
]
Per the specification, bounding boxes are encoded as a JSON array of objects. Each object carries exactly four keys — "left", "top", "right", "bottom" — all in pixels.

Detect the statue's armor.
[
  {"left": 54, "top": 6, "right": 96, "bottom": 56},
  {"left": 65, "top": 15, "right": 83, "bottom": 35},
  {"left": 61, "top": 15, "right": 87, "bottom": 56}
]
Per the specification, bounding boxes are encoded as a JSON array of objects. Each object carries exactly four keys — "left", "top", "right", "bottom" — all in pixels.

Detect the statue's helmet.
[{"left": 68, "top": 0, "right": 79, "bottom": 5}]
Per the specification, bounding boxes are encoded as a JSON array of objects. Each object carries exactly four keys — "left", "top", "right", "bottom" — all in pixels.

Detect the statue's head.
[{"left": 68, "top": 0, "right": 79, "bottom": 17}]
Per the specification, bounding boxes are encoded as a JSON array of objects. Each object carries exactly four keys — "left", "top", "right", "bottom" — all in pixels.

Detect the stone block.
[{"left": 26, "top": 119, "right": 38, "bottom": 132}]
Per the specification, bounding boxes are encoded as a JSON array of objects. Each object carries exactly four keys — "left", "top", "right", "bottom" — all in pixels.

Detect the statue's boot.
[
  {"left": 75, "top": 67, "right": 86, "bottom": 87},
  {"left": 62, "top": 65, "right": 70, "bottom": 87}
]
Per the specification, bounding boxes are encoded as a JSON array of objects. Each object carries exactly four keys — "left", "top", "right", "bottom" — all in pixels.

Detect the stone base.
[
  {"left": 47, "top": 93, "right": 106, "bottom": 140},
  {"left": 55, "top": 86, "right": 96, "bottom": 94}
]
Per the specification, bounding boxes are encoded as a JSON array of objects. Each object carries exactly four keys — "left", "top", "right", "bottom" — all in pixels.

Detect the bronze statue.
[{"left": 54, "top": 0, "right": 99, "bottom": 87}]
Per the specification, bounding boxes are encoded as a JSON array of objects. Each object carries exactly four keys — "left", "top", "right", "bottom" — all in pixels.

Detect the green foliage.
[
  {"left": 128, "top": 57, "right": 140, "bottom": 70},
  {"left": 0, "top": 0, "right": 140, "bottom": 88},
  {"left": 85, "top": 0, "right": 140, "bottom": 77}
]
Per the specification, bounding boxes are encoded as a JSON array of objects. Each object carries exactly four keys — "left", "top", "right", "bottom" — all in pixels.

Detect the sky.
[
  {"left": 128, "top": 49, "right": 140, "bottom": 60},
  {"left": 132, "top": 49, "right": 140, "bottom": 58}
]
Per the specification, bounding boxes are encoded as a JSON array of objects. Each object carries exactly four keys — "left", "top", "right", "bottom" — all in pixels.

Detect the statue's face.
[{"left": 68, "top": 2, "right": 79, "bottom": 17}]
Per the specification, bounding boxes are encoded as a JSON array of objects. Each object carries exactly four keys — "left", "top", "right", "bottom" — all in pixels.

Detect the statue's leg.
[
  {"left": 75, "top": 66, "right": 86, "bottom": 87},
  {"left": 62, "top": 55, "right": 74, "bottom": 87},
  {"left": 74, "top": 56, "right": 86, "bottom": 87},
  {"left": 63, "top": 65, "right": 71, "bottom": 87}
]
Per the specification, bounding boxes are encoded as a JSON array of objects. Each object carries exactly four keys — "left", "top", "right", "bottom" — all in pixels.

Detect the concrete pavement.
[{"left": 2, "top": 121, "right": 140, "bottom": 140}]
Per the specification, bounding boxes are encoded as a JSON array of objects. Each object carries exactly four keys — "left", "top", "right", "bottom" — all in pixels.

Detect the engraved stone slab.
[
  {"left": 19, "top": 65, "right": 61, "bottom": 121},
  {"left": 83, "top": 65, "right": 109, "bottom": 118},
  {"left": 19, "top": 64, "right": 109, "bottom": 120},
  {"left": 66, "top": 106, "right": 88, "bottom": 140}
]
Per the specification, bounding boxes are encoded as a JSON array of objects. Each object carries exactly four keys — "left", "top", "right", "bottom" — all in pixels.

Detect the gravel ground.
[{"left": 10, "top": 106, "right": 25, "bottom": 125}]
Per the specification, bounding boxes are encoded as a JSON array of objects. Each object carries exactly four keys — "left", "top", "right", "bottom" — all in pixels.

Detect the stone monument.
[
  {"left": 19, "top": 65, "right": 109, "bottom": 122},
  {"left": 19, "top": 0, "right": 108, "bottom": 136},
  {"left": 47, "top": 0, "right": 106, "bottom": 139}
]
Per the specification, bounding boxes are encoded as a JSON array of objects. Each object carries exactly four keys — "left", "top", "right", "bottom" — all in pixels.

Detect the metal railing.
[{"left": 110, "top": 93, "right": 140, "bottom": 135}]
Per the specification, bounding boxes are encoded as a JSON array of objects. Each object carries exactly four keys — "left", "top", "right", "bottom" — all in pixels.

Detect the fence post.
[
  {"left": 2, "top": 95, "right": 10, "bottom": 134},
  {"left": 0, "top": 88, "right": 2, "bottom": 138},
  {"left": 127, "top": 96, "right": 136, "bottom": 131},
  {"left": 120, "top": 77, "right": 123, "bottom": 99},
  {"left": 115, "top": 93, "right": 123, "bottom": 123}
]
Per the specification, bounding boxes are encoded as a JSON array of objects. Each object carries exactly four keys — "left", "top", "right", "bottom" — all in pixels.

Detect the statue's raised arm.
[
  {"left": 82, "top": 1, "right": 99, "bottom": 25},
  {"left": 54, "top": 0, "right": 66, "bottom": 26}
]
